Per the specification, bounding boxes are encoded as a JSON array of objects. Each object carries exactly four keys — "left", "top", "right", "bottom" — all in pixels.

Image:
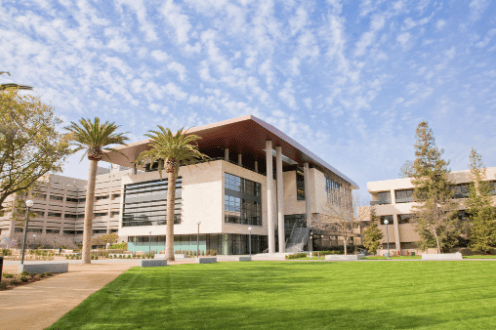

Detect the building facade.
[
  {"left": 105, "top": 115, "right": 358, "bottom": 255},
  {"left": 0, "top": 166, "right": 131, "bottom": 247},
  {"left": 365, "top": 167, "right": 496, "bottom": 255}
]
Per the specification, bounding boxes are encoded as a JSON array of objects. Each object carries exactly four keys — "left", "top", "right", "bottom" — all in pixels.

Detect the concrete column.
[
  {"left": 254, "top": 161, "right": 258, "bottom": 173},
  {"left": 224, "top": 148, "right": 229, "bottom": 161},
  {"left": 276, "top": 146, "right": 285, "bottom": 253},
  {"left": 390, "top": 189, "right": 396, "bottom": 204},
  {"left": 222, "top": 234, "right": 229, "bottom": 255},
  {"left": 133, "top": 163, "right": 137, "bottom": 175},
  {"left": 238, "top": 153, "right": 242, "bottom": 166},
  {"left": 266, "top": 140, "right": 275, "bottom": 254},
  {"left": 304, "top": 162, "right": 312, "bottom": 253},
  {"left": 393, "top": 214, "right": 401, "bottom": 255}
]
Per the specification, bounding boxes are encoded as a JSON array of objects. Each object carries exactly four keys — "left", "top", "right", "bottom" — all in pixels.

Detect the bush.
[
  {"left": 1, "top": 248, "right": 12, "bottom": 256},
  {"left": 65, "top": 255, "right": 69, "bottom": 259},
  {"left": 3, "top": 273, "right": 13, "bottom": 278},
  {"left": 285, "top": 253, "right": 307, "bottom": 260},
  {"left": 20, "top": 275, "right": 29, "bottom": 282},
  {"left": 312, "top": 251, "right": 332, "bottom": 257},
  {"left": 10, "top": 279, "right": 20, "bottom": 286},
  {"left": 42, "top": 272, "right": 52, "bottom": 277},
  {"left": 0, "top": 281, "right": 8, "bottom": 289}
]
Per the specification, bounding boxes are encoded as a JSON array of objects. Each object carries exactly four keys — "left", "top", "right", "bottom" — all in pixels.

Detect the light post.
[
  {"left": 148, "top": 231, "right": 151, "bottom": 254},
  {"left": 248, "top": 227, "right": 252, "bottom": 257},
  {"left": 20, "top": 200, "right": 34, "bottom": 265},
  {"left": 197, "top": 221, "right": 201, "bottom": 257},
  {"left": 309, "top": 230, "right": 313, "bottom": 254},
  {"left": 384, "top": 219, "right": 391, "bottom": 260},
  {"left": 33, "top": 234, "right": 36, "bottom": 250}
]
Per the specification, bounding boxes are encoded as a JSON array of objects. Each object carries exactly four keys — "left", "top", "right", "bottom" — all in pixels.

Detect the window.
[
  {"left": 112, "top": 194, "right": 121, "bottom": 199},
  {"left": 224, "top": 173, "right": 262, "bottom": 226},
  {"left": 78, "top": 198, "right": 86, "bottom": 203},
  {"left": 489, "top": 181, "right": 496, "bottom": 195},
  {"left": 64, "top": 214, "right": 77, "bottom": 219},
  {"left": 380, "top": 215, "right": 393, "bottom": 225},
  {"left": 49, "top": 195, "right": 64, "bottom": 201},
  {"left": 63, "top": 230, "right": 75, "bottom": 235},
  {"left": 46, "top": 229, "right": 60, "bottom": 234},
  {"left": 398, "top": 214, "right": 413, "bottom": 224},
  {"left": 378, "top": 191, "right": 391, "bottom": 204},
  {"left": 77, "top": 214, "right": 85, "bottom": 219},
  {"left": 96, "top": 195, "right": 109, "bottom": 201},
  {"left": 27, "top": 228, "right": 42, "bottom": 233},
  {"left": 34, "top": 193, "right": 46, "bottom": 200},
  {"left": 122, "top": 178, "right": 182, "bottom": 227},
  {"left": 66, "top": 197, "right": 79, "bottom": 203},
  {"left": 451, "top": 184, "right": 470, "bottom": 198},
  {"left": 110, "top": 229, "right": 118, "bottom": 233},
  {"left": 111, "top": 211, "right": 119, "bottom": 216},
  {"left": 94, "top": 212, "right": 108, "bottom": 218},
  {"left": 325, "top": 174, "right": 350, "bottom": 207},
  {"left": 93, "top": 229, "right": 107, "bottom": 234},
  {"left": 76, "top": 230, "right": 83, "bottom": 235},
  {"left": 48, "top": 212, "right": 62, "bottom": 218},
  {"left": 296, "top": 169, "right": 305, "bottom": 201},
  {"left": 15, "top": 227, "right": 23, "bottom": 233},
  {"left": 395, "top": 189, "right": 414, "bottom": 203},
  {"left": 34, "top": 211, "right": 45, "bottom": 217}
]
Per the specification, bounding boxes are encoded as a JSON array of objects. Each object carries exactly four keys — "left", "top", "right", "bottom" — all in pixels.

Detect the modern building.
[
  {"left": 0, "top": 166, "right": 131, "bottom": 247},
  {"left": 103, "top": 115, "right": 358, "bottom": 255},
  {"left": 365, "top": 167, "right": 496, "bottom": 255}
]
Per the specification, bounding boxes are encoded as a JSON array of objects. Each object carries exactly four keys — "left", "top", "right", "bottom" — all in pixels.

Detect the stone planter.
[
  {"left": 137, "top": 260, "right": 168, "bottom": 267},
  {"left": 19, "top": 262, "right": 69, "bottom": 274},
  {"left": 421, "top": 253, "right": 462, "bottom": 261}
]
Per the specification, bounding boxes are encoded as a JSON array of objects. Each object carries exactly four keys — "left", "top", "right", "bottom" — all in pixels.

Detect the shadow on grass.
[{"left": 47, "top": 305, "right": 441, "bottom": 330}]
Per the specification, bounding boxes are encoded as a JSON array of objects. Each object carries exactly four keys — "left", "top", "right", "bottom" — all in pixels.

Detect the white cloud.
[
  {"left": 436, "top": 19, "right": 446, "bottom": 31},
  {"left": 161, "top": 0, "right": 192, "bottom": 44},
  {"left": 469, "top": 0, "right": 489, "bottom": 22},
  {"left": 278, "top": 80, "right": 297, "bottom": 109},
  {"left": 151, "top": 50, "right": 169, "bottom": 62},
  {"left": 163, "top": 82, "right": 187, "bottom": 100},
  {"left": 167, "top": 61, "right": 187, "bottom": 81},
  {"left": 396, "top": 32, "right": 412, "bottom": 50}
]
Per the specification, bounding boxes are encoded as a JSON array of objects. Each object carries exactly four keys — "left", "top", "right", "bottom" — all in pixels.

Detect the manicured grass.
[
  {"left": 48, "top": 261, "right": 496, "bottom": 329},
  {"left": 463, "top": 255, "right": 496, "bottom": 259},
  {"left": 363, "top": 256, "right": 422, "bottom": 260}
]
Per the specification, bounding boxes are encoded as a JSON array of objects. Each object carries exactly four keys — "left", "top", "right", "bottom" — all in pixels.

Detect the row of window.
[
  {"left": 34, "top": 194, "right": 120, "bottom": 203},
  {"left": 225, "top": 173, "right": 261, "bottom": 196},
  {"left": 33, "top": 211, "right": 119, "bottom": 219},
  {"left": 379, "top": 212, "right": 470, "bottom": 225},
  {"left": 376, "top": 182, "right": 496, "bottom": 205},
  {"left": 14, "top": 228, "right": 118, "bottom": 234}
]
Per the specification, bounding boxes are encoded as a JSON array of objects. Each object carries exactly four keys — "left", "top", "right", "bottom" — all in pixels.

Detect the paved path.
[{"left": 0, "top": 261, "right": 137, "bottom": 330}]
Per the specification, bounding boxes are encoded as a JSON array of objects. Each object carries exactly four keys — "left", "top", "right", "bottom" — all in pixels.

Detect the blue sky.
[{"left": 1, "top": 0, "right": 495, "bottom": 197}]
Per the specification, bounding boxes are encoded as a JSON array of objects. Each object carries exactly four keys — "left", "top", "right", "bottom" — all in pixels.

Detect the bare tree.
[{"left": 317, "top": 190, "right": 368, "bottom": 255}]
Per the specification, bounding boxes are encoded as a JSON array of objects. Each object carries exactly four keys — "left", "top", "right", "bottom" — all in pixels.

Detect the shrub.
[
  {"left": 65, "top": 255, "right": 69, "bottom": 259},
  {"left": 0, "top": 281, "right": 8, "bottom": 289},
  {"left": 285, "top": 253, "right": 307, "bottom": 260},
  {"left": 42, "top": 272, "right": 52, "bottom": 277},
  {"left": 127, "top": 255, "right": 131, "bottom": 259},
  {"left": 20, "top": 276, "right": 29, "bottom": 282},
  {"left": 1, "top": 248, "right": 12, "bottom": 256},
  {"left": 10, "top": 279, "right": 20, "bottom": 286},
  {"left": 3, "top": 273, "right": 14, "bottom": 279}
]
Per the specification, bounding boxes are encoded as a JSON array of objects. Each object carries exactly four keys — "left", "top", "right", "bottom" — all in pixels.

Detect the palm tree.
[
  {"left": 0, "top": 72, "right": 33, "bottom": 90},
  {"left": 136, "top": 127, "right": 209, "bottom": 261},
  {"left": 65, "top": 118, "right": 128, "bottom": 264}
]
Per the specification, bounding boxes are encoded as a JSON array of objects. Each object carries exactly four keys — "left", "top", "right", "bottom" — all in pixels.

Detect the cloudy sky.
[{"left": 1, "top": 0, "right": 495, "bottom": 196}]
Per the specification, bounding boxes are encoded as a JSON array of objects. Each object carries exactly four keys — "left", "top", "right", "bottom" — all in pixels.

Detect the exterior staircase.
[{"left": 285, "top": 222, "right": 310, "bottom": 253}]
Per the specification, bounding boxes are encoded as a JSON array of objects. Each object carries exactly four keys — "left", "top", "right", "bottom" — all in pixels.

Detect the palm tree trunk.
[
  {"left": 82, "top": 159, "right": 98, "bottom": 264},
  {"left": 165, "top": 170, "right": 177, "bottom": 261}
]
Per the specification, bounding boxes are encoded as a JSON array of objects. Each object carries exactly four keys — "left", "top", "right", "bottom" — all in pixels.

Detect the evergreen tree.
[
  {"left": 362, "top": 206, "right": 383, "bottom": 255},
  {"left": 466, "top": 148, "right": 496, "bottom": 253},
  {"left": 411, "top": 121, "right": 459, "bottom": 253}
]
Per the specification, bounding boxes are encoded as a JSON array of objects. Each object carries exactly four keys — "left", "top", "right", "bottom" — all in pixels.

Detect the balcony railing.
[{"left": 370, "top": 200, "right": 391, "bottom": 205}]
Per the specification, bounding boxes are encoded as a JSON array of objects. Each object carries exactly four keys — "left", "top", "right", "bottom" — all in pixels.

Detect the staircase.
[{"left": 285, "top": 222, "right": 310, "bottom": 253}]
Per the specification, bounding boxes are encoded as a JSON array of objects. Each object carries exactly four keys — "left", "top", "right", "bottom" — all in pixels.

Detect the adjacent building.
[{"left": 365, "top": 167, "right": 496, "bottom": 255}]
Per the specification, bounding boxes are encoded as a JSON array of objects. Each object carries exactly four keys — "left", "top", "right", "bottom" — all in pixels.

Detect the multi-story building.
[
  {"left": 103, "top": 115, "right": 358, "bottom": 255},
  {"left": 0, "top": 166, "right": 131, "bottom": 247},
  {"left": 365, "top": 167, "right": 496, "bottom": 255}
]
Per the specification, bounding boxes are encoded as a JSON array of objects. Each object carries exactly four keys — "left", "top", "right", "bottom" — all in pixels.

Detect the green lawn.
[
  {"left": 463, "top": 255, "right": 496, "bottom": 259},
  {"left": 48, "top": 261, "right": 496, "bottom": 330}
]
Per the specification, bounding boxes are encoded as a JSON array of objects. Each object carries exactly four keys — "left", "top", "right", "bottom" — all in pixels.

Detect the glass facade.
[
  {"left": 398, "top": 214, "right": 413, "bottom": 224},
  {"left": 380, "top": 215, "right": 393, "bottom": 225},
  {"left": 296, "top": 169, "right": 305, "bottom": 200},
  {"left": 224, "top": 173, "right": 262, "bottom": 226},
  {"left": 395, "top": 189, "right": 414, "bottom": 203},
  {"left": 122, "top": 178, "right": 182, "bottom": 227}
]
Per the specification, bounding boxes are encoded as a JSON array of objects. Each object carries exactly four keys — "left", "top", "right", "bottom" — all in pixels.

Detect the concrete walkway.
[{"left": 0, "top": 261, "right": 137, "bottom": 330}]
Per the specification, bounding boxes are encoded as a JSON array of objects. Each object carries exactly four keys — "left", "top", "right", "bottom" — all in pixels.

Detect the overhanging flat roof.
[{"left": 102, "top": 115, "right": 358, "bottom": 189}]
